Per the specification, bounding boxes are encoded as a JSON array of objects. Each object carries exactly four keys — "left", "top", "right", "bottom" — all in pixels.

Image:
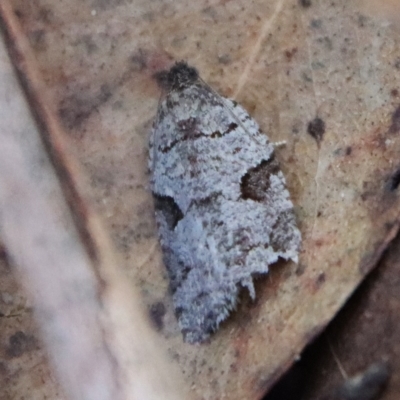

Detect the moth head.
[{"left": 155, "top": 61, "right": 199, "bottom": 91}]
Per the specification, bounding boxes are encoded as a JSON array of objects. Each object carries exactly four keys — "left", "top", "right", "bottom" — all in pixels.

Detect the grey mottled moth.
[{"left": 149, "top": 62, "right": 301, "bottom": 343}]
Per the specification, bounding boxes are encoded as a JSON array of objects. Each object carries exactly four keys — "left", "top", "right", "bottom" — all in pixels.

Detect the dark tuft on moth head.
[
  {"left": 155, "top": 61, "right": 199, "bottom": 91},
  {"left": 307, "top": 117, "right": 326, "bottom": 144}
]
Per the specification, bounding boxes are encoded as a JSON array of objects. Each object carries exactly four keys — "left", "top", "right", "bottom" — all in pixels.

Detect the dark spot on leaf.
[
  {"left": 149, "top": 301, "right": 166, "bottom": 331},
  {"left": 38, "top": 7, "right": 53, "bottom": 23},
  {"left": 345, "top": 146, "right": 352, "bottom": 155},
  {"left": 218, "top": 54, "right": 231, "bottom": 65},
  {"left": 0, "top": 362, "right": 7, "bottom": 376},
  {"left": 285, "top": 48, "right": 298, "bottom": 61},
  {"left": 28, "top": 29, "right": 46, "bottom": 52},
  {"left": 79, "top": 34, "right": 98, "bottom": 55},
  {"left": 299, "top": 0, "right": 312, "bottom": 7},
  {"left": 391, "top": 89, "right": 399, "bottom": 97},
  {"left": 295, "top": 263, "right": 307, "bottom": 276},
  {"left": 0, "top": 244, "right": 8, "bottom": 262},
  {"left": 91, "top": 0, "right": 124, "bottom": 11},
  {"left": 316, "top": 272, "right": 326, "bottom": 287},
  {"left": 241, "top": 156, "right": 280, "bottom": 201},
  {"left": 6, "top": 331, "right": 38, "bottom": 358},
  {"left": 153, "top": 194, "right": 183, "bottom": 229},
  {"left": 358, "top": 14, "right": 368, "bottom": 28},
  {"left": 14, "top": 9, "right": 24, "bottom": 19},
  {"left": 59, "top": 84, "right": 112, "bottom": 130},
  {"left": 310, "top": 19, "right": 322, "bottom": 29},
  {"left": 307, "top": 117, "right": 326, "bottom": 144},
  {"left": 129, "top": 48, "right": 148, "bottom": 71}
]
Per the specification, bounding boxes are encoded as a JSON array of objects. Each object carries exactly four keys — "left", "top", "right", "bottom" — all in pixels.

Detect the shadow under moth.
[{"left": 149, "top": 62, "right": 301, "bottom": 343}]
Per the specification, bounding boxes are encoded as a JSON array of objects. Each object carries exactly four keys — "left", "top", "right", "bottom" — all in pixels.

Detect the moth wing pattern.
[{"left": 149, "top": 62, "right": 301, "bottom": 343}]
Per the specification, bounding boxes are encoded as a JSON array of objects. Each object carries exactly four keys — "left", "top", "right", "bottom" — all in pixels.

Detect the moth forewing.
[{"left": 150, "top": 62, "right": 301, "bottom": 343}]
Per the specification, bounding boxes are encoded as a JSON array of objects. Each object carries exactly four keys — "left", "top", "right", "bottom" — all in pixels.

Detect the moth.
[{"left": 149, "top": 62, "right": 301, "bottom": 343}]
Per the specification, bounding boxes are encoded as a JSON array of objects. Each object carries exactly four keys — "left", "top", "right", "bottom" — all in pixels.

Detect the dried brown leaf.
[{"left": 2, "top": 0, "right": 400, "bottom": 399}]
